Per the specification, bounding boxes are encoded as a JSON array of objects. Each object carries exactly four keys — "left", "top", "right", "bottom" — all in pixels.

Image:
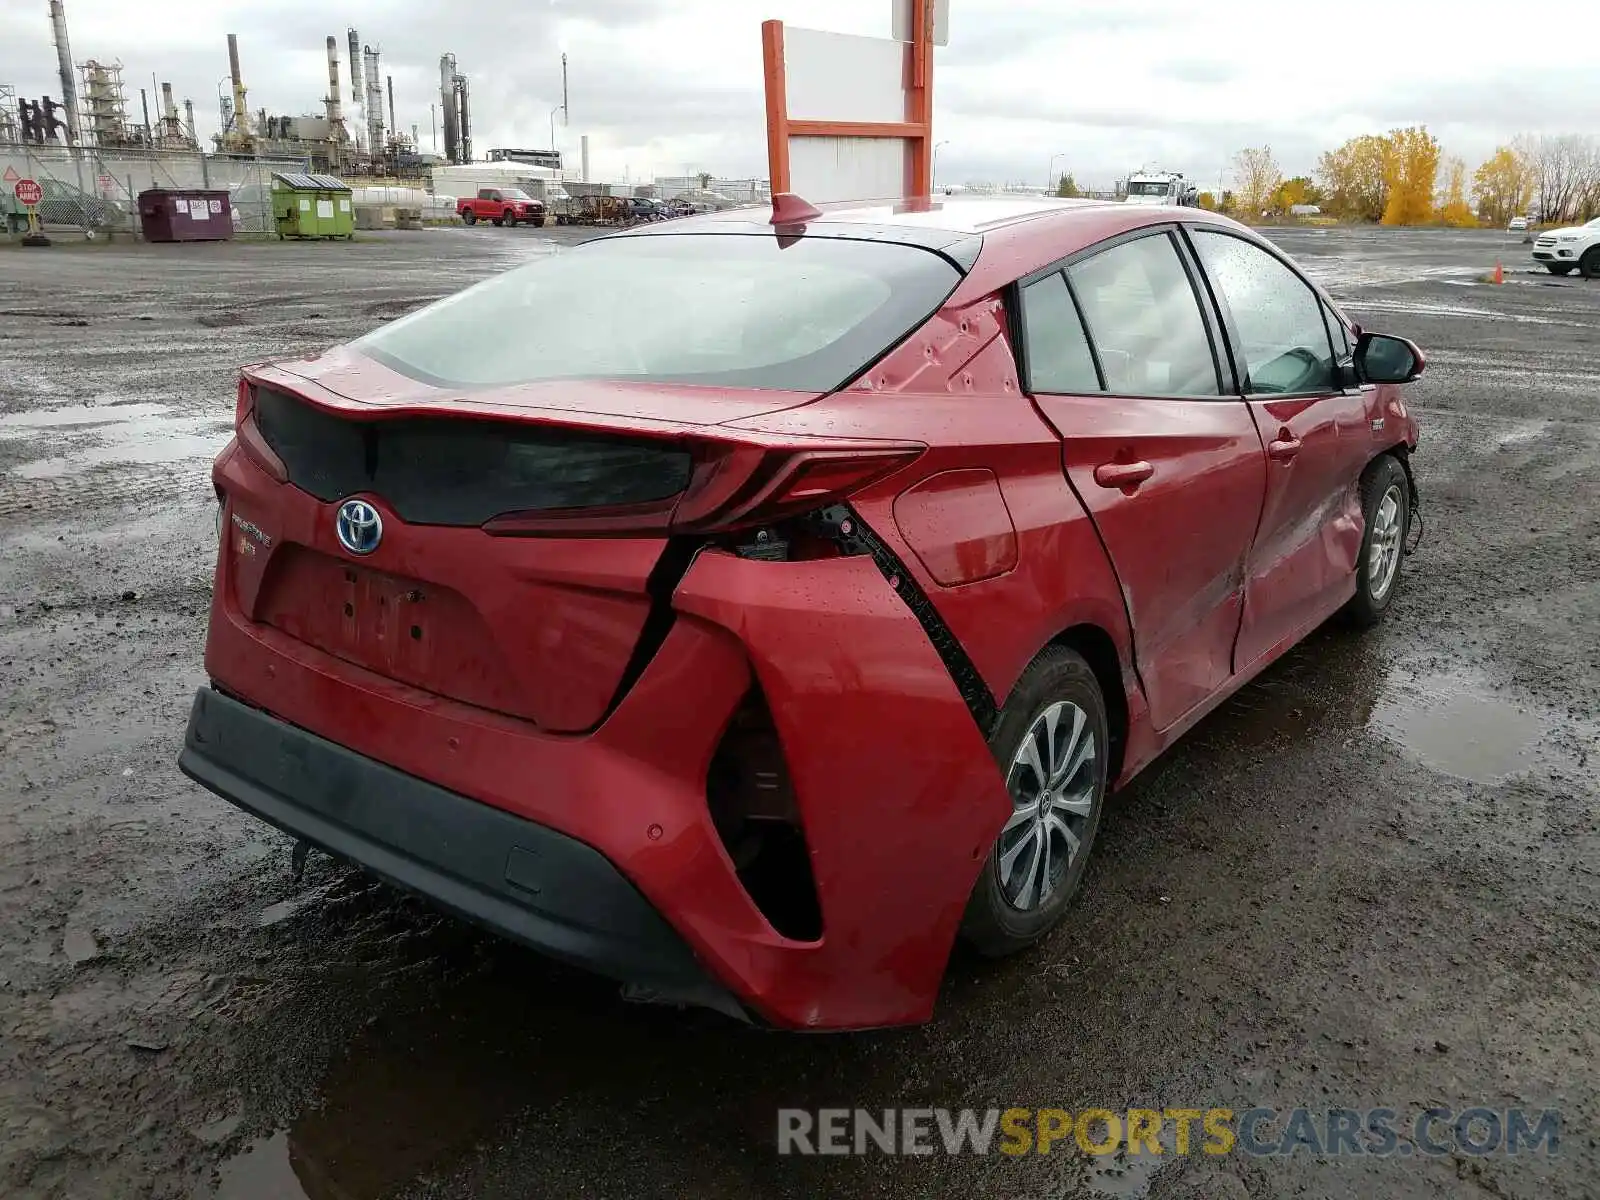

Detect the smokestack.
[
  {"left": 581, "top": 134, "right": 589, "bottom": 183},
  {"left": 325, "top": 37, "right": 343, "bottom": 130},
  {"left": 363, "top": 46, "right": 383, "bottom": 151},
  {"left": 347, "top": 28, "right": 364, "bottom": 151},
  {"left": 49, "top": 0, "right": 80, "bottom": 144},
  {"left": 456, "top": 74, "right": 471, "bottom": 164},
  {"left": 439, "top": 54, "right": 458, "bottom": 164},
  {"left": 140, "top": 88, "right": 151, "bottom": 146},
  {"left": 226, "top": 34, "right": 250, "bottom": 140},
  {"left": 183, "top": 98, "right": 196, "bottom": 143},
  {"left": 562, "top": 53, "right": 569, "bottom": 126},
  {"left": 161, "top": 81, "right": 178, "bottom": 123},
  {"left": 386, "top": 75, "right": 396, "bottom": 142}
]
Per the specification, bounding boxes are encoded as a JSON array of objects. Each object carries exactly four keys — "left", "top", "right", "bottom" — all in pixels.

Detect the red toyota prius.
[{"left": 180, "top": 195, "right": 1423, "bottom": 1030}]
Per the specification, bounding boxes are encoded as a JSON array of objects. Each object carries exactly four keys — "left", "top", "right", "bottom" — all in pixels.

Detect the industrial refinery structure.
[{"left": 7, "top": 1, "right": 453, "bottom": 176}]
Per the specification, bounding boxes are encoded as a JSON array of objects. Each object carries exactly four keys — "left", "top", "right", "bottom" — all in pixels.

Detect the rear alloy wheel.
[
  {"left": 1344, "top": 454, "right": 1410, "bottom": 627},
  {"left": 962, "top": 646, "right": 1109, "bottom": 957},
  {"left": 1581, "top": 248, "right": 1600, "bottom": 279}
]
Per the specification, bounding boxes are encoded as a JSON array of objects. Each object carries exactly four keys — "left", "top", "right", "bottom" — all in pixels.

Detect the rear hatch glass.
[{"left": 354, "top": 232, "right": 962, "bottom": 393}]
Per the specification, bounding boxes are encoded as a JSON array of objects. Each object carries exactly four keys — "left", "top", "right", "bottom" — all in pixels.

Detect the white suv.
[{"left": 1531, "top": 217, "right": 1600, "bottom": 277}]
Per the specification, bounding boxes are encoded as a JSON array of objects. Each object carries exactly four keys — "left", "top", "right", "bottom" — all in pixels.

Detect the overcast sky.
[{"left": 5, "top": 0, "right": 1599, "bottom": 188}]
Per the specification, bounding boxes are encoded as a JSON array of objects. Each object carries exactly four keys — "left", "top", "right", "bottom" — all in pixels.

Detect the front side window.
[
  {"left": 1192, "top": 230, "right": 1336, "bottom": 395},
  {"left": 1323, "top": 301, "right": 1351, "bottom": 361},
  {"left": 357, "top": 233, "right": 962, "bottom": 393},
  {"left": 1019, "top": 272, "right": 1100, "bottom": 394},
  {"left": 1066, "top": 232, "right": 1221, "bottom": 396}
]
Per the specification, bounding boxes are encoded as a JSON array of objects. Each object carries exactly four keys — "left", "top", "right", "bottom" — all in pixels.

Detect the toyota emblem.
[{"left": 335, "top": 499, "right": 383, "bottom": 555}]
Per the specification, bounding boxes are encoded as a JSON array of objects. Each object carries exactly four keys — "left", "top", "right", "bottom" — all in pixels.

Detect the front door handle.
[
  {"left": 1268, "top": 435, "right": 1302, "bottom": 461},
  {"left": 1093, "top": 460, "right": 1155, "bottom": 489}
]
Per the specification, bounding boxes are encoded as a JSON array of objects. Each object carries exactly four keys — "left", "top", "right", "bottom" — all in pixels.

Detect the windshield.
[
  {"left": 502, "top": 189, "right": 534, "bottom": 201},
  {"left": 356, "top": 233, "right": 962, "bottom": 392},
  {"left": 1125, "top": 181, "right": 1173, "bottom": 197}
]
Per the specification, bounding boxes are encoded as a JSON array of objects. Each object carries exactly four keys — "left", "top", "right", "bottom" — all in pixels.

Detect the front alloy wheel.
[{"left": 1344, "top": 453, "right": 1411, "bottom": 627}]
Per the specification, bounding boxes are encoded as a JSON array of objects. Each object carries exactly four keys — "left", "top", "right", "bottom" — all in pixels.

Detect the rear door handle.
[
  {"left": 1268, "top": 436, "right": 1302, "bottom": 461},
  {"left": 1093, "top": 460, "right": 1155, "bottom": 489}
]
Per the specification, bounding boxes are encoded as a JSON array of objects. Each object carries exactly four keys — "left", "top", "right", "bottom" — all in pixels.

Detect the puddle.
[
  {"left": 0, "top": 400, "right": 228, "bottom": 479},
  {"left": 214, "top": 1132, "right": 309, "bottom": 1200},
  {"left": 0, "top": 401, "right": 172, "bottom": 429},
  {"left": 1368, "top": 668, "right": 1581, "bottom": 785},
  {"left": 1350, "top": 297, "right": 1564, "bottom": 325}
]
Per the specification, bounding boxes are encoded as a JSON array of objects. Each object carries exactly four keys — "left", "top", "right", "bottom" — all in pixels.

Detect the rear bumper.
[
  {"left": 180, "top": 686, "right": 746, "bottom": 1020},
  {"left": 203, "top": 440, "right": 1013, "bottom": 1029}
]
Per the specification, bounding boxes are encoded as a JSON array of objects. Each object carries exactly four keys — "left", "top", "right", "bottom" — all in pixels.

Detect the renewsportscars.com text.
[{"left": 777, "top": 1106, "right": 1560, "bottom": 1158}]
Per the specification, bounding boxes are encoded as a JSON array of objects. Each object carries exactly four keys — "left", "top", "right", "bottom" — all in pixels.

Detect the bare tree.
[
  {"left": 1513, "top": 133, "right": 1599, "bottom": 223},
  {"left": 1231, "top": 146, "right": 1282, "bottom": 217}
]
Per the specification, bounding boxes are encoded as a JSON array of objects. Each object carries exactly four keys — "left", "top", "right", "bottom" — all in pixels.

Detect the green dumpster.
[{"left": 271, "top": 173, "right": 355, "bottom": 240}]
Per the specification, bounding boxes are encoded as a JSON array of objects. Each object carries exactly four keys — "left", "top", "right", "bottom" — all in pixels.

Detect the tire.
[
  {"left": 492, "top": 215, "right": 505, "bottom": 227},
  {"left": 461, "top": 210, "right": 476, "bottom": 226},
  {"left": 1580, "top": 248, "right": 1600, "bottom": 279},
  {"left": 1547, "top": 264, "right": 1574, "bottom": 276},
  {"left": 1344, "top": 454, "right": 1410, "bottom": 628},
  {"left": 961, "top": 646, "right": 1110, "bottom": 958}
]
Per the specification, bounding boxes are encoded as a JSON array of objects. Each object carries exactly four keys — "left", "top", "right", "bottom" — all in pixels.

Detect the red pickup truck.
[{"left": 457, "top": 188, "right": 546, "bottom": 227}]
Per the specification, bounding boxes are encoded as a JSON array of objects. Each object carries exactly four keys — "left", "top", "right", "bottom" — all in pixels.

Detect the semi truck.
[{"left": 1122, "top": 170, "right": 1199, "bottom": 207}]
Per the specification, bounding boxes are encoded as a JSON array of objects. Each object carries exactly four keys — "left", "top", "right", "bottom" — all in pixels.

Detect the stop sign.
[{"left": 14, "top": 179, "right": 42, "bottom": 206}]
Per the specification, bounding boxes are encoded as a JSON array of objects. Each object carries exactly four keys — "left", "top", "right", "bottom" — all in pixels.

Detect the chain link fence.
[{"left": 0, "top": 144, "right": 311, "bottom": 238}]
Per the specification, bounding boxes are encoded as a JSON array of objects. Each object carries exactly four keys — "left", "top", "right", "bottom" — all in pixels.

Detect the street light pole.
[
  {"left": 1048, "top": 151, "right": 1068, "bottom": 194},
  {"left": 933, "top": 140, "right": 949, "bottom": 190}
]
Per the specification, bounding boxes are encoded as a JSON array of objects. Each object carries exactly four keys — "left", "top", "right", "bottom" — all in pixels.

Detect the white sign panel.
[
  {"left": 316, "top": 199, "right": 335, "bottom": 219},
  {"left": 208, "top": 198, "right": 221, "bottom": 214},
  {"left": 891, "top": 0, "right": 950, "bottom": 45},
  {"left": 788, "top": 136, "right": 909, "bottom": 205},
  {"left": 174, "top": 198, "right": 189, "bottom": 215},
  {"left": 784, "top": 28, "right": 907, "bottom": 124}
]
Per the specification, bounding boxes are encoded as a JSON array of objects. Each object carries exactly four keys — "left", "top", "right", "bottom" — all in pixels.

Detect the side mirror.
[{"left": 1354, "top": 332, "right": 1426, "bottom": 385}]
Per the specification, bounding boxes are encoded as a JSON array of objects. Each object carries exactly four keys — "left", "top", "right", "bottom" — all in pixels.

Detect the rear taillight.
[
  {"left": 484, "top": 443, "right": 921, "bottom": 537},
  {"left": 233, "top": 376, "right": 287, "bottom": 482}
]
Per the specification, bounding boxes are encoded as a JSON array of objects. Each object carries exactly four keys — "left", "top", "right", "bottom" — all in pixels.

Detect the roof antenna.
[{"left": 769, "top": 192, "right": 822, "bottom": 225}]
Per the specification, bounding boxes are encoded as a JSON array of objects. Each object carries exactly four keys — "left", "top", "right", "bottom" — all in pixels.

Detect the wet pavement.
[{"left": 1, "top": 225, "right": 1597, "bottom": 1199}]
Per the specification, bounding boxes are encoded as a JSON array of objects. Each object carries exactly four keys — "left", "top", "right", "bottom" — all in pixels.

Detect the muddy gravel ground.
[{"left": 1, "top": 225, "right": 1596, "bottom": 1200}]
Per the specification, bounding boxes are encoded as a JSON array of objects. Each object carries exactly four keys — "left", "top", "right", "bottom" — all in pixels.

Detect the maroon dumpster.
[{"left": 137, "top": 189, "right": 234, "bottom": 242}]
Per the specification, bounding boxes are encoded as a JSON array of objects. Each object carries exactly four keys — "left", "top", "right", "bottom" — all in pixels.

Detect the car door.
[
  {"left": 1020, "top": 228, "right": 1268, "bottom": 731},
  {"left": 1185, "top": 227, "right": 1373, "bottom": 670}
]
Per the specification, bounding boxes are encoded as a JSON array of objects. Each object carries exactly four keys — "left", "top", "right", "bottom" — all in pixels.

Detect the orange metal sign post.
[{"left": 762, "top": 0, "right": 935, "bottom": 201}]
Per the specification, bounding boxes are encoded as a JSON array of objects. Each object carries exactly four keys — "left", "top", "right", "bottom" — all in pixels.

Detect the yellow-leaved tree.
[
  {"left": 1381, "top": 126, "right": 1440, "bottom": 225},
  {"left": 1316, "top": 134, "right": 1391, "bottom": 221},
  {"left": 1231, "top": 146, "right": 1282, "bottom": 217},
  {"left": 1472, "top": 146, "right": 1534, "bottom": 226},
  {"left": 1437, "top": 157, "right": 1477, "bottom": 227}
]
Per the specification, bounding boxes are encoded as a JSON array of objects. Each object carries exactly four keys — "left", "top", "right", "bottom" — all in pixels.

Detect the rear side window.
[
  {"left": 1066, "top": 233, "right": 1221, "bottom": 397},
  {"left": 1019, "top": 273, "right": 1101, "bottom": 394},
  {"left": 357, "top": 234, "right": 962, "bottom": 393},
  {"left": 1191, "top": 229, "right": 1336, "bottom": 395}
]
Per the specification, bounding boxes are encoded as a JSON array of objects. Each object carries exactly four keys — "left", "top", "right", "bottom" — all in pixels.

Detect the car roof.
[
  {"left": 609, "top": 193, "right": 1260, "bottom": 299},
  {"left": 670, "top": 194, "right": 1113, "bottom": 235}
]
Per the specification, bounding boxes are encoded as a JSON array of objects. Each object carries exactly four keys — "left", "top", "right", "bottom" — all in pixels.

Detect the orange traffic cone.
[{"left": 1492, "top": 261, "right": 1504, "bottom": 284}]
